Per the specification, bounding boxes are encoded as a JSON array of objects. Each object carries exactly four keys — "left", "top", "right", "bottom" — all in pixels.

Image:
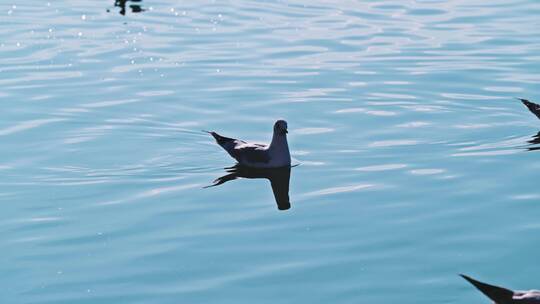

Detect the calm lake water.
[{"left": 1, "top": 0, "right": 539, "bottom": 303}]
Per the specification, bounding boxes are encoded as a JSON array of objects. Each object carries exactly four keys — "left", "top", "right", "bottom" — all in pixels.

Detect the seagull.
[
  {"left": 517, "top": 98, "right": 540, "bottom": 120},
  {"left": 461, "top": 274, "right": 540, "bottom": 303},
  {"left": 206, "top": 120, "right": 291, "bottom": 168},
  {"left": 515, "top": 98, "right": 540, "bottom": 151}
]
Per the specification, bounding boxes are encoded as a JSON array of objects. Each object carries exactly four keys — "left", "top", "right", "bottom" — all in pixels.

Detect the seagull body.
[
  {"left": 461, "top": 274, "right": 540, "bottom": 303},
  {"left": 518, "top": 98, "right": 540, "bottom": 120},
  {"left": 208, "top": 120, "right": 291, "bottom": 168}
]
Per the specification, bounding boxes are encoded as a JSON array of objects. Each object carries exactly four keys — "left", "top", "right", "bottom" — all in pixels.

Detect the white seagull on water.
[
  {"left": 206, "top": 120, "right": 291, "bottom": 168},
  {"left": 461, "top": 274, "right": 540, "bottom": 303}
]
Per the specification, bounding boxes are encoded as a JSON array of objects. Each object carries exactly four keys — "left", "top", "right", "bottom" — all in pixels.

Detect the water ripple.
[
  {"left": 2, "top": 0, "right": 539, "bottom": 303},
  {"left": 0, "top": 118, "right": 67, "bottom": 136}
]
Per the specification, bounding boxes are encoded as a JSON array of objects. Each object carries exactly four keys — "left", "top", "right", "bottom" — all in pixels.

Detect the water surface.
[{"left": 1, "top": 0, "right": 540, "bottom": 303}]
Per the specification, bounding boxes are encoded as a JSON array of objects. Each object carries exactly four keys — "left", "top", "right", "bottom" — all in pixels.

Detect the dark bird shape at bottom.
[
  {"left": 527, "top": 131, "right": 540, "bottom": 151},
  {"left": 205, "top": 164, "right": 292, "bottom": 211},
  {"left": 461, "top": 274, "right": 540, "bottom": 303}
]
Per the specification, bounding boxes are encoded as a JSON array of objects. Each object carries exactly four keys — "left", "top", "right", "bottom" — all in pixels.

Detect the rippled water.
[{"left": 1, "top": 0, "right": 539, "bottom": 303}]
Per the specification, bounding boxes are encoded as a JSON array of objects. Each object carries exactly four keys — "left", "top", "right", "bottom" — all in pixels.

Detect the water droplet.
[
  {"left": 81, "top": 14, "right": 86, "bottom": 20},
  {"left": 77, "top": 32, "right": 82, "bottom": 37}
]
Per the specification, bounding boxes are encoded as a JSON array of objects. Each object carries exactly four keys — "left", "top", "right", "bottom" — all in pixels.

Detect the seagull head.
[{"left": 274, "top": 120, "right": 288, "bottom": 135}]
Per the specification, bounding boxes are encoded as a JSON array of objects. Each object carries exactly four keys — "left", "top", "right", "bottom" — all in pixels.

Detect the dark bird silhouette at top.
[
  {"left": 205, "top": 164, "right": 292, "bottom": 211},
  {"left": 461, "top": 274, "right": 540, "bottom": 303},
  {"left": 519, "top": 98, "right": 540, "bottom": 120},
  {"left": 113, "top": 0, "right": 144, "bottom": 15}
]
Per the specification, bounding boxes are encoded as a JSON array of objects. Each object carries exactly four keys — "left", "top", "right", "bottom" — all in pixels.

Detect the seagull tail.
[
  {"left": 515, "top": 98, "right": 540, "bottom": 120},
  {"left": 460, "top": 274, "right": 514, "bottom": 303},
  {"left": 204, "top": 130, "right": 236, "bottom": 146}
]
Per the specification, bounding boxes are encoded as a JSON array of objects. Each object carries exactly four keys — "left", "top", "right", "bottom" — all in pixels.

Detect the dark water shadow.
[
  {"left": 112, "top": 0, "right": 144, "bottom": 15},
  {"left": 205, "top": 165, "right": 293, "bottom": 211},
  {"left": 527, "top": 131, "right": 540, "bottom": 151}
]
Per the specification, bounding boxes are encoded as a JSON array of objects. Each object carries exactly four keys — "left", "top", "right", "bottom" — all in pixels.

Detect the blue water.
[{"left": 1, "top": 0, "right": 539, "bottom": 303}]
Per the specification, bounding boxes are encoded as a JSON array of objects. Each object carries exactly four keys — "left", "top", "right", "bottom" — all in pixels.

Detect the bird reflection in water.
[
  {"left": 527, "top": 132, "right": 540, "bottom": 151},
  {"left": 113, "top": 0, "right": 144, "bottom": 15},
  {"left": 205, "top": 165, "right": 292, "bottom": 211}
]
